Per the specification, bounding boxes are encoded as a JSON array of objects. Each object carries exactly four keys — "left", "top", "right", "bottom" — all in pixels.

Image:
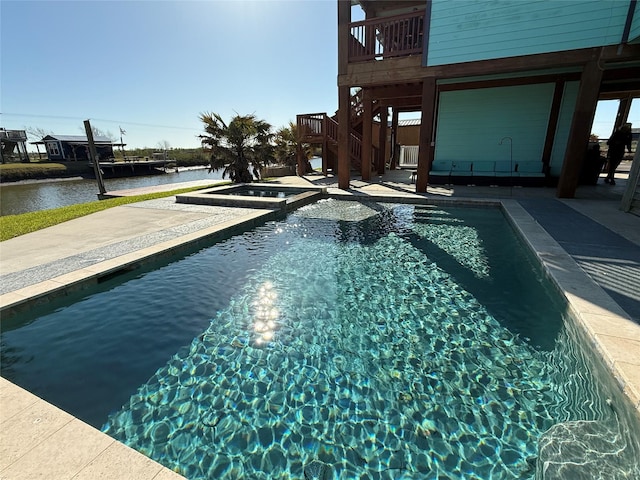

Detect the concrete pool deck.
[{"left": 1, "top": 166, "right": 639, "bottom": 478}]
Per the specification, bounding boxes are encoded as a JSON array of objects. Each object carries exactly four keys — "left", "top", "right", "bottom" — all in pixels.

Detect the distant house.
[
  {"left": 0, "top": 128, "right": 29, "bottom": 163},
  {"left": 33, "top": 135, "right": 116, "bottom": 162}
]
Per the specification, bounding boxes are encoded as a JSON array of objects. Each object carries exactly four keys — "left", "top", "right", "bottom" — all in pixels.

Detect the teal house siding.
[
  {"left": 549, "top": 81, "right": 579, "bottom": 177},
  {"left": 434, "top": 83, "right": 554, "bottom": 168},
  {"left": 426, "top": 0, "right": 630, "bottom": 66},
  {"left": 629, "top": 1, "right": 640, "bottom": 43}
]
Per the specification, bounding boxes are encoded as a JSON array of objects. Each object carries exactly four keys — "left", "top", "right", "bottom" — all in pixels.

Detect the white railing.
[{"left": 398, "top": 145, "right": 419, "bottom": 168}]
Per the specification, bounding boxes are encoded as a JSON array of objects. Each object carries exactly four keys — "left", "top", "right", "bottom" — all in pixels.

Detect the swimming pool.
[{"left": 1, "top": 199, "right": 638, "bottom": 478}]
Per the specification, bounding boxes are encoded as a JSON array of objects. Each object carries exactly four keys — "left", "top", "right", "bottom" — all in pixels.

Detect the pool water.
[{"left": 1, "top": 200, "right": 637, "bottom": 479}]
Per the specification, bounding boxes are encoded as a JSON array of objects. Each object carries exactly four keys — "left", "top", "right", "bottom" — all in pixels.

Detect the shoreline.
[{"left": 0, "top": 165, "right": 210, "bottom": 187}]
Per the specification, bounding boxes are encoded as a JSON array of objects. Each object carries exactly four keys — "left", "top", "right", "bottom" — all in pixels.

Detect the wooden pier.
[{"left": 95, "top": 159, "right": 173, "bottom": 178}]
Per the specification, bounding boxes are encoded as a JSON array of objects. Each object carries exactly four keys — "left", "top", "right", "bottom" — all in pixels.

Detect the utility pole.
[
  {"left": 119, "top": 126, "right": 126, "bottom": 161},
  {"left": 84, "top": 120, "right": 106, "bottom": 197}
]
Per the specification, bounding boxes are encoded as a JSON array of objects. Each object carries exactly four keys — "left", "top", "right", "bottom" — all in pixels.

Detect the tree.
[
  {"left": 76, "top": 125, "right": 116, "bottom": 141},
  {"left": 199, "top": 113, "right": 274, "bottom": 183},
  {"left": 157, "top": 140, "right": 171, "bottom": 151},
  {"left": 25, "top": 126, "right": 53, "bottom": 141},
  {"left": 274, "top": 121, "right": 313, "bottom": 174}
]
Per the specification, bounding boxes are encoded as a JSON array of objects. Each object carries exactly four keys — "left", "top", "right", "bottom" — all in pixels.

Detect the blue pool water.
[{"left": 1, "top": 199, "right": 638, "bottom": 478}]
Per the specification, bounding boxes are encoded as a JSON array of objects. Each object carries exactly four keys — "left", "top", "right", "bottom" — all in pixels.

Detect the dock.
[{"left": 97, "top": 159, "right": 172, "bottom": 178}]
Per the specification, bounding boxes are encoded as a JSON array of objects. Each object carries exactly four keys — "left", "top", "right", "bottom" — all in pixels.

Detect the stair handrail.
[
  {"left": 326, "top": 116, "right": 363, "bottom": 162},
  {"left": 298, "top": 113, "right": 377, "bottom": 170}
]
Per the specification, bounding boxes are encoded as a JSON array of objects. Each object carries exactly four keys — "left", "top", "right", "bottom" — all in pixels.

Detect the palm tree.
[
  {"left": 199, "top": 113, "right": 274, "bottom": 183},
  {"left": 274, "top": 122, "right": 313, "bottom": 175}
]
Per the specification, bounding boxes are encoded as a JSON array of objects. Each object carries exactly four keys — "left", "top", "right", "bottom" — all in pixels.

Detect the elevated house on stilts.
[{"left": 298, "top": 0, "right": 640, "bottom": 198}]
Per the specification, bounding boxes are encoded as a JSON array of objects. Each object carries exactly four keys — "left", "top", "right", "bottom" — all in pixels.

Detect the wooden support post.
[
  {"left": 557, "top": 59, "right": 603, "bottom": 198},
  {"left": 416, "top": 77, "right": 436, "bottom": 193},
  {"left": 337, "top": 0, "right": 349, "bottom": 75},
  {"left": 322, "top": 115, "right": 328, "bottom": 175},
  {"left": 613, "top": 94, "right": 633, "bottom": 132},
  {"left": 541, "top": 79, "right": 565, "bottom": 178},
  {"left": 337, "top": 0, "right": 350, "bottom": 189},
  {"left": 390, "top": 108, "right": 399, "bottom": 170},
  {"left": 296, "top": 143, "right": 304, "bottom": 176},
  {"left": 378, "top": 106, "right": 388, "bottom": 175},
  {"left": 84, "top": 120, "right": 106, "bottom": 196},
  {"left": 362, "top": 89, "right": 373, "bottom": 181},
  {"left": 620, "top": 144, "right": 640, "bottom": 212},
  {"left": 338, "top": 86, "right": 351, "bottom": 189}
]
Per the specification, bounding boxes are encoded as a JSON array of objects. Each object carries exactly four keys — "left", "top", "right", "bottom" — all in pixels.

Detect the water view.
[
  {"left": 0, "top": 168, "right": 222, "bottom": 216},
  {"left": 0, "top": 159, "right": 322, "bottom": 216}
]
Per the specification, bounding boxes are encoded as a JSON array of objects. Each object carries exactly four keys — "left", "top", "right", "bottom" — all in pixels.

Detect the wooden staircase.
[{"left": 297, "top": 90, "right": 379, "bottom": 173}]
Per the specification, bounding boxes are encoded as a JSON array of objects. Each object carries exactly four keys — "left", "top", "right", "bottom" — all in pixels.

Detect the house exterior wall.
[
  {"left": 44, "top": 141, "right": 114, "bottom": 161},
  {"left": 45, "top": 140, "right": 64, "bottom": 160},
  {"left": 397, "top": 125, "right": 421, "bottom": 146},
  {"left": 434, "top": 83, "right": 554, "bottom": 168},
  {"left": 426, "top": 0, "right": 631, "bottom": 66}
]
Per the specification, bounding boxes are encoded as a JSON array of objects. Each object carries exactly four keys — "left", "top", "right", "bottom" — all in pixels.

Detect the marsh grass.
[{"left": 0, "top": 162, "right": 92, "bottom": 182}]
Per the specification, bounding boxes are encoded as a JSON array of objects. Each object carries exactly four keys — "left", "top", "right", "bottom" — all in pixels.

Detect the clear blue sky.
[
  {"left": 1, "top": 1, "right": 637, "bottom": 150},
  {"left": 1, "top": 0, "right": 339, "bottom": 149}
]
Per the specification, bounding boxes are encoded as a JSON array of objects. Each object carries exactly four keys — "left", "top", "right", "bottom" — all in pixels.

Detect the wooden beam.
[
  {"left": 613, "top": 94, "right": 633, "bottom": 132},
  {"left": 438, "top": 73, "right": 580, "bottom": 92},
  {"left": 557, "top": 59, "right": 603, "bottom": 198},
  {"left": 340, "top": 55, "right": 423, "bottom": 87},
  {"left": 599, "top": 91, "right": 640, "bottom": 100},
  {"left": 368, "top": 83, "right": 423, "bottom": 99},
  {"left": 541, "top": 79, "right": 565, "bottom": 174},
  {"left": 378, "top": 97, "right": 423, "bottom": 109},
  {"left": 390, "top": 108, "right": 399, "bottom": 169},
  {"left": 338, "top": 85, "right": 351, "bottom": 189},
  {"left": 342, "top": 44, "right": 640, "bottom": 88},
  {"left": 361, "top": 89, "right": 373, "bottom": 180},
  {"left": 378, "top": 106, "right": 388, "bottom": 174},
  {"left": 416, "top": 78, "right": 436, "bottom": 192}
]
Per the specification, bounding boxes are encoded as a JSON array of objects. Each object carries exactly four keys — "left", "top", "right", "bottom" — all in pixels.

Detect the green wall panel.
[
  {"left": 435, "top": 83, "right": 554, "bottom": 168},
  {"left": 427, "top": 0, "right": 630, "bottom": 66}
]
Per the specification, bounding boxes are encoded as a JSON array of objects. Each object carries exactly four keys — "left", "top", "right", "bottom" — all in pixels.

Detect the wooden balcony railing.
[
  {"left": 349, "top": 10, "right": 425, "bottom": 62},
  {"left": 297, "top": 113, "right": 325, "bottom": 139},
  {"left": 0, "top": 129, "right": 28, "bottom": 141}
]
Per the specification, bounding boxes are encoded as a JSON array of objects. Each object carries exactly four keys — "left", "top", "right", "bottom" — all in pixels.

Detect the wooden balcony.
[
  {"left": 349, "top": 10, "right": 424, "bottom": 63},
  {"left": 0, "top": 129, "right": 28, "bottom": 142}
]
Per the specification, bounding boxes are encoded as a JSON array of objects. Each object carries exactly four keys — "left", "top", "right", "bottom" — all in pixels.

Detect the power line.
[{"left": 1, "top": 112, "right": 202, "bottom": 132}]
